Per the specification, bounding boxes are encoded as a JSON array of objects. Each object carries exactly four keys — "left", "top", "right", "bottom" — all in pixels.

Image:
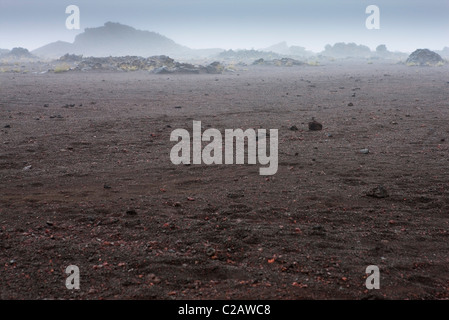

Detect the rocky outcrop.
[
  {"left": 67, "top": 55, "right": 225, "bottom": 74},
  {"left": 406, "top": 49, "right": 445, "bottom": 66},
  {"left": 253, "top": 57, "right": 304, "bottom": 66}
]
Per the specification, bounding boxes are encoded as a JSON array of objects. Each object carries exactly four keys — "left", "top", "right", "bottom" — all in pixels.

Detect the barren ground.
[{"left": 0, "top": 63, "right": 448, "bottom": 299}]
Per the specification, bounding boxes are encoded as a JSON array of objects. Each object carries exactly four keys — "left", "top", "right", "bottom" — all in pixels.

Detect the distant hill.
[
  {"left": 217, "top": 49, "right": 281, "bottom": 63},
  {"left": 262, "top": 42, "right": 314, "bottom": 57},
  {"left": 32, "top": 41, "right": 73, "bottom": 59},
  {"left": 437, "top": 47, "right": 449, "bottom": 59},
  {"left": 263, "top": 42, "right": 290, "bottom": 55},
  {"left": 33, "top": 22, "right": 193, "bottom": 59},
  {"left": 0, "top": 48, "right": 9, "bottom": 56},
  {"left": 322, "top": 42, "right": 372, "bottom": 58}
]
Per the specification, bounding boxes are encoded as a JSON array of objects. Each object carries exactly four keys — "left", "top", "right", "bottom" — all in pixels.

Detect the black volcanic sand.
[{"left": 1, "top": 63, "right": 448, "bottom": 299}]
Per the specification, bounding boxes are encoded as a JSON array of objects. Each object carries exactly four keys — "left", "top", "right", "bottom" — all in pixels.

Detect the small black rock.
[
  {"left": 366, "top": 185, "right": 389, "bottom": 199},
  {"left": 308, "top": 119, "right": 323, "bottom": 131}
]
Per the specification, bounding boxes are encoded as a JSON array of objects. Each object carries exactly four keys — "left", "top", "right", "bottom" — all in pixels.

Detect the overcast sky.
[{"left": 0, "top": 0, "right": 448, "bottom": 52}]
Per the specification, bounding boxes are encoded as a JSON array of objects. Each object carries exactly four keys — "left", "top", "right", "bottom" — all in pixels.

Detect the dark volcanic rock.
[
  {"left": 206, "top": 61, "right": 225, "bottom": 74},
  {"left": 406, "top": 49, "right": 444, "bottom": 66},
  {"left": 308, "top": 119, "right": 323, "bottom": 131},
  {"left": 366, "top": 185, "right": 389, "bottom": 199}
]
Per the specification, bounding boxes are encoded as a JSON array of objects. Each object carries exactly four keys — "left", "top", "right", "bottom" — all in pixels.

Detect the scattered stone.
[
  {"left": 148, "top": 274, "right": 161, "bottom": 284},
  {"left": 126, "top": 209, "right": 137, "bottom": 216},
  {"left": 44, "top": 104, "right": 49, "bottom": 108},
  {"left": 46, "top": 221, "right": 54, "bottom": 226},
  {"left": 206, "top": 247, "right": 216, "bottom": 257},
  {"left": 23, "top": 165, "right": 32, "bottom": 171},
  {"left": 366, "top": 185, "right": 389, "bottom": 199},
  {"left": 227, "top": 192, "right": 244, "bottom": 199},
  {"left": 174, "top": 106, "right": 182, "bottom": 109},
  {"left": 359, "top": 148, "right": 370, "bottom": 154},
  {"left": 310, "top": 225, "right": 326, "bottom": 236},
  {"left": 308, "top": 119, "right": 323, "bottom": 131},
  {"left": 4, "top": 124, "right": 11, "bottom": 128},
  {"left": 348, "top": 102, "right": 354, "bottom": 106},
  {"left": 103, "top": 184, "right": 112, "bottom": 189},
  {"left": 289, "top": 125, "right": 299, "bottom": 131}
]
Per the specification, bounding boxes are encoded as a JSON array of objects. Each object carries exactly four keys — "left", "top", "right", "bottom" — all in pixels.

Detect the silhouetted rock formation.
[
  {"left": 33, "top": 22, "right": 191, "bottom": 59},
  {"left": 0, "top": 47, "right": 38, "bottom": 61},
  {"left": 8, "top": 47, "right": 35, "bottom": 58}
]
